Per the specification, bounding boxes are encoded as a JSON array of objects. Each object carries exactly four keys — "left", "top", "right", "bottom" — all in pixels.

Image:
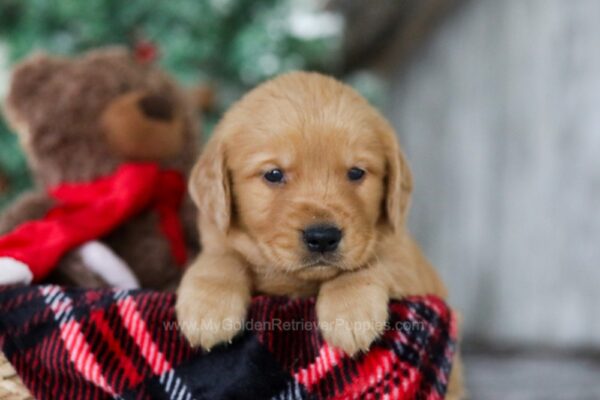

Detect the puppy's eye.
[
  {"left": 263, "top": 168, "right": 285, "bottom": 184},
  {"left": 347, "top": 167, "right": 365, "bottom": 182}
]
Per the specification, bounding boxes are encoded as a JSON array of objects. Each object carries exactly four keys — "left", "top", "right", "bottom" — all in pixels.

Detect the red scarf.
[{"left": 0, "top": 163, "right": 188, "bottom": 282}]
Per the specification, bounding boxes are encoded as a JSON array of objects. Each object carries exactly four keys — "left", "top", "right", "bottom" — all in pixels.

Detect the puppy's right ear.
[{"left": 189, "top": 137, "right": 231, "bottom": 238}]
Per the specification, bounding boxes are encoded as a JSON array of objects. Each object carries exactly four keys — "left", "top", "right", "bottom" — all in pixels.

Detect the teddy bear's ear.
[{"left": 3, "top": 53, "right": 65, "bottom": 132}]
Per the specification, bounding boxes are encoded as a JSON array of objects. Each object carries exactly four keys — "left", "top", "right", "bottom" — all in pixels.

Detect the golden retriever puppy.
[{"left": 176, "top": 72, "right": 463, "bottom": 398}]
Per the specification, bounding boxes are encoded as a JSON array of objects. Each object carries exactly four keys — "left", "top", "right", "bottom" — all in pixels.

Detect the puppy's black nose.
[{"left": 303, "top": 224, "right": 342, "bottom": 253}]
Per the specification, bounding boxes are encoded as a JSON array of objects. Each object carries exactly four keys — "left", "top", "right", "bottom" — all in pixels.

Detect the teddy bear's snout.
[
  {"left": 137, "top": 94, "right": 174, "bottom": 122},
  {"left": 101, "top": 90, "right": 185, "bottom": 160}
]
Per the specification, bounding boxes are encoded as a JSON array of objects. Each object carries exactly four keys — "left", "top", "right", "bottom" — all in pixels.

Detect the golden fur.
[{"left": 176, "top": 72, "right": 464, "bottom": 398}]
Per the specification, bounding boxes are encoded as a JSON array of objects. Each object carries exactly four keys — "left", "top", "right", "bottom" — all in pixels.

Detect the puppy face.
[{"left": 191, "top": 72, "right": 412, "bottom": 281}]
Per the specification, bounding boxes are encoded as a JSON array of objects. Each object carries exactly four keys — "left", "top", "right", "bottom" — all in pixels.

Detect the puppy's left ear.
[
  {"left": 384, "top": 137, "right": 413, "bottom": 232},
  {"left": 189, "top": 137, "right": 231, "bottom": 243}
]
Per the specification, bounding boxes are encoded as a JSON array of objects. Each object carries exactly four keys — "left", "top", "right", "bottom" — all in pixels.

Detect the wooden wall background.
[{"left": 384, "top": 0, "right": 600, "bottom": 347}]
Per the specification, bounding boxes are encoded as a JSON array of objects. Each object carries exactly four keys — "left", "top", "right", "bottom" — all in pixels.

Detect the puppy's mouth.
[
  {"left": 295, "top": 258, "right": 342, "bottom": 281},
  {"left": 300, "top": 254, "right": 341, "bottom": 269},
  {"left": 294, "top": 255, "right": 346, "bottom": 282}
]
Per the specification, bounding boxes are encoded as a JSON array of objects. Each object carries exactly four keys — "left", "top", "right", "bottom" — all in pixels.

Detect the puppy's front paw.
[
  {"left": 176, "top": 281, "right": 249, "bottom": 351},
  {"left": 317, "top": 281, "right": 389, "bottom": 356}
]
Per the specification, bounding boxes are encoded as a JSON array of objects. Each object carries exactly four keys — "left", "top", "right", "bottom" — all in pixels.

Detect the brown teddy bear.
[{"left": 0, "top": 47, "right": 203, "bottom": 290}]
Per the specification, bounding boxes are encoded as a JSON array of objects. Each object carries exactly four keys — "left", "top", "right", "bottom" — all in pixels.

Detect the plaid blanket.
[{"left": 0, "top": 285, "right": 456, "bottom": 399}]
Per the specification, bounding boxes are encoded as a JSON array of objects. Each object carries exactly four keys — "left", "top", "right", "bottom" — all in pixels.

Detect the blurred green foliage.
[{"left": 0, "top": 117, "right": 31, "bottom": 209}]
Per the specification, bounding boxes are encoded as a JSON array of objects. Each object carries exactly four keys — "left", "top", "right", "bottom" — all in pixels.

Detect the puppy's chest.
[{"left": 252, "top": 272, "right": 321, "bottom": 298}]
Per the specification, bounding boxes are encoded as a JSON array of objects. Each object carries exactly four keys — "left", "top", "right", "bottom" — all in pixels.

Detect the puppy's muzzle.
[{"left": 302, "top": 224, "right": 342, "bottom": 253}]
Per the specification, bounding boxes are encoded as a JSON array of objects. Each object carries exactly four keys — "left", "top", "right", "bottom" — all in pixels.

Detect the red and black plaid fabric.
[{"left": 0, "top": 285, "right": 457, "bottom": 399}]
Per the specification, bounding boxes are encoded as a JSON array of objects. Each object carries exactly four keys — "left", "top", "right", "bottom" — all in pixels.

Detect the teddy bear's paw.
[
  {"left": 175, "top": 283, "right": 249, "bottom": 351},
  {"left": 77, "top": 241, "right": 139, "bottom": 289},
  {"left": 0, "top": 257, "right": 32, "bottom": 285},
  {"left": 317, "top": 283, "right": 389, "bottom": 356}
]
